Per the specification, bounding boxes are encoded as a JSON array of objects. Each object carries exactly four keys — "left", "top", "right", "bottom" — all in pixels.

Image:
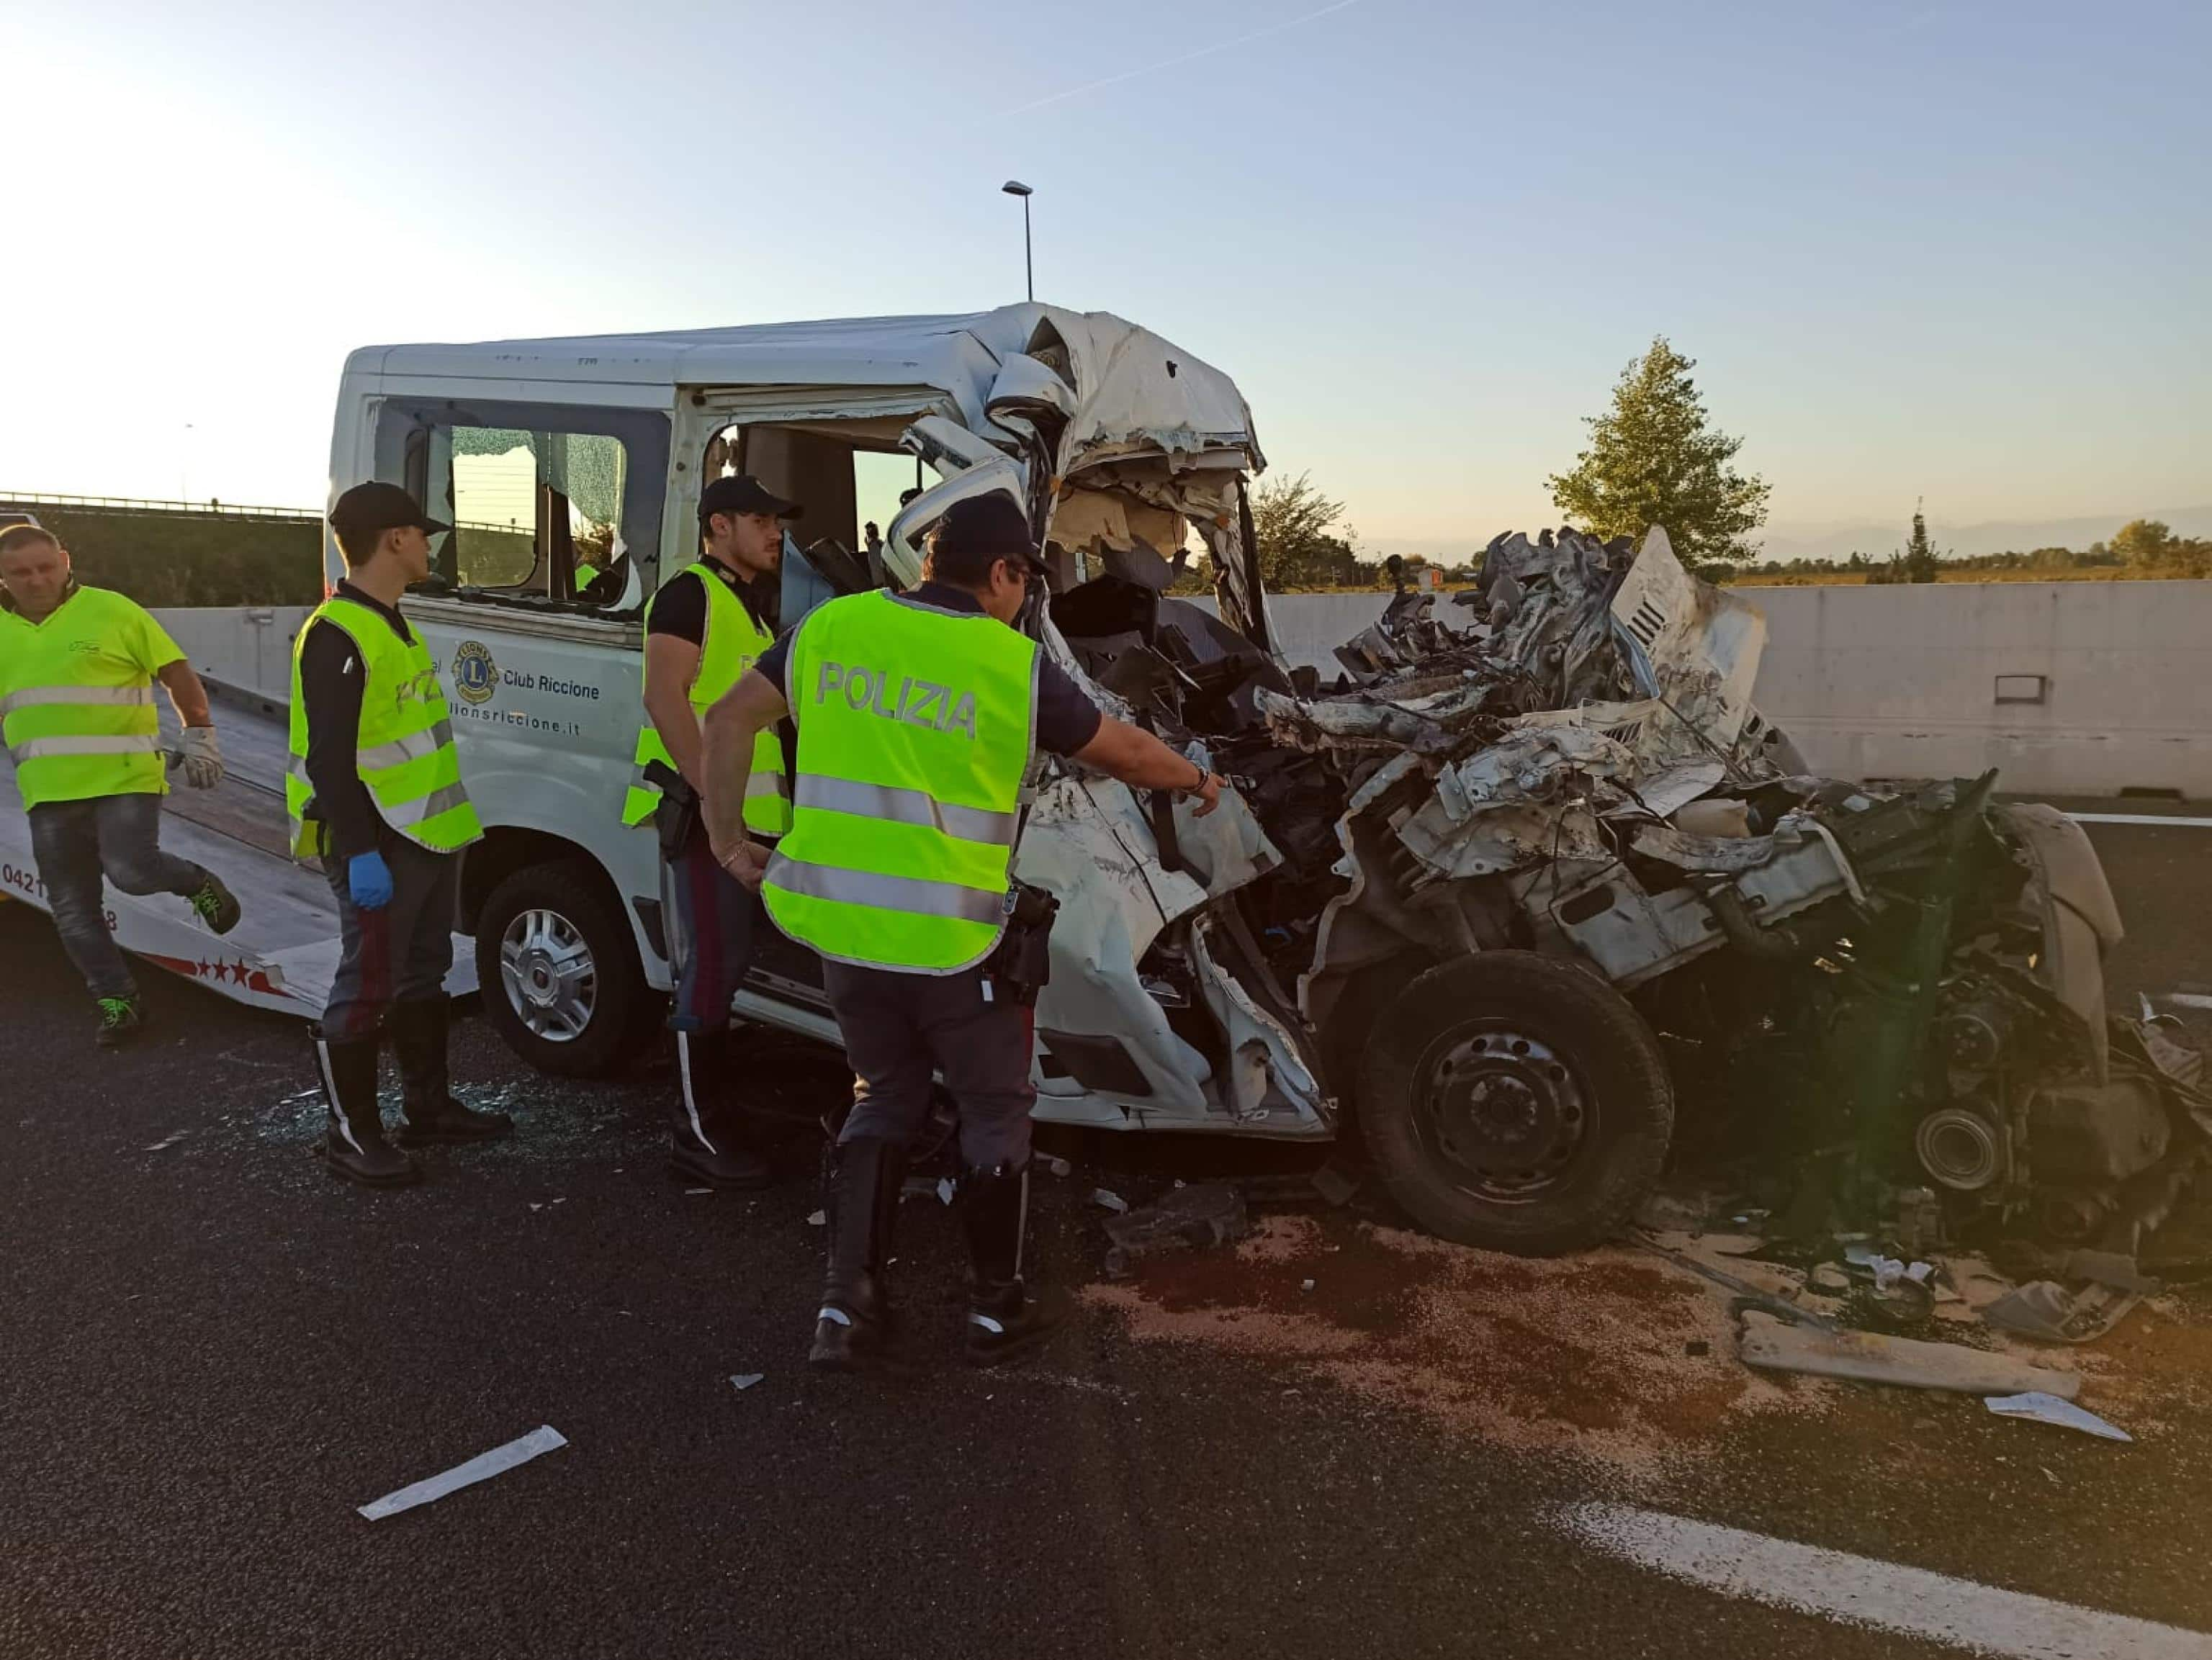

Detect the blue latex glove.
[{"left": 347, "top": 851, "right": 395, "bottom": 911}]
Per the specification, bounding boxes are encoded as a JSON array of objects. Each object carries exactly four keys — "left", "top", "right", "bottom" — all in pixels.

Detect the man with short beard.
[
  {"left": 0, "top": 521, "right": 240, "bottom": 1047},
  {"left": 620, "top": 475, "right": 799, "bottom": 1188}
]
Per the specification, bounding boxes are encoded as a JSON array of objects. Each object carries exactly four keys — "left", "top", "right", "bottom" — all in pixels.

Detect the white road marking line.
[
  {"left": 356, "top": 1425, "right": 567, "bottom": 1521},
  {"left": 2068, "top": 813, "right": 2212, "bottom": 828},
  {"left": 1557, "top": 1503, "right": 2212, "bottom": 1660},
  {"left": 2160, "top": 993, "right": 2212, "bottom": 1011}
]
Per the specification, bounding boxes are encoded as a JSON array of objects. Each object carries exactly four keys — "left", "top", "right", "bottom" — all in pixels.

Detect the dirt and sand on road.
[
  {"left": 1083, "top": 1206, "right": 2212, "bottom": 1481},
  {"left": 1084, "top": 1213, "right": 1826, "bottom": 1476}
]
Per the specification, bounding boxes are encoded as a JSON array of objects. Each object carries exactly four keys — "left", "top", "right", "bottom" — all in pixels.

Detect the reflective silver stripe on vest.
[
  {"left": 765, "top": 853, "right": 1006, "bottom": 926},
  {"left": 356, "top": 720, "right": 456, "bottom": 772},
  {"left": 791, "top": 773, "right": 1016, "bottom": 847},
  {"left": 0, "top": 684, "right": 157, "bottom": 717},
  {"left": 8, "top": 733, "right": 164, "bottom": 762},
  {"left": 378, "top": 780, "right": 472, "bottom": 829}
]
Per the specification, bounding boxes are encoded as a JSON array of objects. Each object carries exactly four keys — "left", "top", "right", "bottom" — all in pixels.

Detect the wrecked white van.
[
  {"left": 333, "top": 306, "right": 2206, "bottom": 1263},
  {"left": 328, "top": 305, "right": 1323, "bottom": 1127}
]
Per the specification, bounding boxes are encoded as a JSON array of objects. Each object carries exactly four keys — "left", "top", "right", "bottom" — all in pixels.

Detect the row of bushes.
[{"left": 7, "top": 504, "right": 325, "bottom": 608}]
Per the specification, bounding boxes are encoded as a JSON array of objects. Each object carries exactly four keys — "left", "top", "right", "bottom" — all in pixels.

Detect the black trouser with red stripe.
[
  {"left": 656, "top": 824, "right": 770, "bottom": 1165},
  {"left": 660, "top": 824, "right": 762, "bottom": 1036},
  {"left": 318, "top": 834, "right": 459, "bottom": 1041}
]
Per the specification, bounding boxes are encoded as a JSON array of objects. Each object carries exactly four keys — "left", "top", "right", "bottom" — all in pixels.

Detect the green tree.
[
  {"left": 1899, "top": 502, "right": 1943, "bottom": 582},
  {"left": 2111, "top": 518, "right": 2175, "bottom": 567},
  {"left": 1548, "top": 338, "right": 1772, "bottom": 564},
  {"left": 1249, "top": 471, "right": 1362, "bottom": 589}
]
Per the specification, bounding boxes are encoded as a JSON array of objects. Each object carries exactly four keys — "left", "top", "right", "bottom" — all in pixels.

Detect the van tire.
[
  {"left": 1357, "top": 951, "right": 1673, "bottom": 1256},
  {"left": 475, "top": 860, "right": 652, "bottom": 1078}
]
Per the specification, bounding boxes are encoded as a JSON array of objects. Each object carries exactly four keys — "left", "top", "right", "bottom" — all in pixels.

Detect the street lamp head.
[{"left": 1001, "top": 180, "right": 1033, "bottom": 197}]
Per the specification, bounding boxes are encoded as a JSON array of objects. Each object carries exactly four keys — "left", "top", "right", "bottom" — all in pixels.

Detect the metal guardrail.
[
  {"left": 2, "top": 492, "right": 538, "bottom": 541},
  {"left": 0, "top": 490, "right": 321, "bottom": 523}
]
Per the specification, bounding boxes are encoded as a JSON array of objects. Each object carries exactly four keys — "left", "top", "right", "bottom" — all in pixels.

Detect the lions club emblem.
[{"left": 452, "top": 640, "right": 498, "bottom": 705}]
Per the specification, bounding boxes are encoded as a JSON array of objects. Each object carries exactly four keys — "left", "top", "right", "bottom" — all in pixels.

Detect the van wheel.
[
  {"left": 1358, "top": 951, "right": 1673, "bottom": 1256},
  {"left": 476, "top": 861, "right": 652, "bottom": 1078}
]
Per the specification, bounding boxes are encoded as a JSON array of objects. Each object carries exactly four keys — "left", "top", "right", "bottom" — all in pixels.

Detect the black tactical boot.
[
  {"left": 314, "top": 1029, "right": 419, "bottom": 1187},
  {"left": 808, "top": 1136, "right": 908, "bottom": 1372},
  {"left": 960, "top": 1162, "right": 1068, "bottom": 1367},
  {"left": 669, "top": 1030, "right": 772, "bottom": 1189},
  {"left": 392, "top": 998, "right": 513, "bottom": 1145}
]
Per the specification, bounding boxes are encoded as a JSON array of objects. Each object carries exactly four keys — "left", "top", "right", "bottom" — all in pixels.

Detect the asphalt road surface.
[{"left": 4, "top": 812, "right": 2211, "bottom": 1660}]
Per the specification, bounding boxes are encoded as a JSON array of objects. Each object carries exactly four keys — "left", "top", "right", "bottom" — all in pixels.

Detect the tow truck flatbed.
[{"left": 0, "top": 684, "right": 473, "bottom": 1016}]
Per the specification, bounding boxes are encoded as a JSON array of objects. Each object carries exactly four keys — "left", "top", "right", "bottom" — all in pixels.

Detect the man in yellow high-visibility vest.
[
  {"left": 290, "top": 483, "right": 510, "bottom": 1186},
  {"left": 700, "top": 494, "right": 1223, "bottom": 1370},
  {"left": 621, "top": 475, "right": 796, "bottom": 1188},
  {"left": 0, "top": 521, "right": 241, "bottom": 1047}
]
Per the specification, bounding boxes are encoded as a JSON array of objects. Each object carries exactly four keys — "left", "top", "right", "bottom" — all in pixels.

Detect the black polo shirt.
[
  {"left": 643, "top": 555, "right": 771, "bottom": 645},
  {"left": 296, "top": 581, "right": 413, "bottom": 860}
]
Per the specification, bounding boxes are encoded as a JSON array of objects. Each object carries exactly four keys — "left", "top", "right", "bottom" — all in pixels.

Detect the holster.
[
  {"left": 644, "top": 760, "right": 699, "bottom": 862},
  {"left": 981, "top": 880, "right": 1058, "bottom": 1009}
]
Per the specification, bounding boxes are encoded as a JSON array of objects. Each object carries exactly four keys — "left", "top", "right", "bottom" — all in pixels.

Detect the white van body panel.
[{"left": 323, "top": 305, "right": 1326, "bottom": 1138}]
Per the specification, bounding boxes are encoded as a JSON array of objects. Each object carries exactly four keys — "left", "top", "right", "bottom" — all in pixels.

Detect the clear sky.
[{"left": 4, "top": 0, "right": 2206, "bottom": 561}]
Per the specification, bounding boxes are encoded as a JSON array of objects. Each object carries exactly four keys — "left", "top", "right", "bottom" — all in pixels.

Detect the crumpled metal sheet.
[
  {"left": 2117, "top": 1016, "right": 2212, "bottom": 1141},
  {"left": 1275, "top": 524, "right": 1799, "bottom": 899},
  {"left": 1480, "top": 528, "right": 1635, "bottom": 707},
  {"left": 1434, "top": 726, "right": 1637, "bottom": 822},
  {"left": 1254, "top": 684, "right": 1457, "bottom": 757},
  {"left": 1397, "top": 797, "right": 1614, "bottom": 880},
  {"left": 1608, "top": 527, "right": 1767, "bottom": 752},
  {"left": 1994, "top": 802, "right": 2125, "bottom": 1083},
  {"left": 1629, "top": 819, "right": 1793, "bottom": 874}
]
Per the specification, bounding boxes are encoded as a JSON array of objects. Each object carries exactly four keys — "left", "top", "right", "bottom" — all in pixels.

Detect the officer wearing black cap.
[
  {"left": 619, "top": 475, "right": 799, "bottom": 1188},
  {"left": 699, "top": 492, "right": 1223, "bottom": 1369},
  {"left": 291, "top": 483, "right": 512, "bottom": 1186}
]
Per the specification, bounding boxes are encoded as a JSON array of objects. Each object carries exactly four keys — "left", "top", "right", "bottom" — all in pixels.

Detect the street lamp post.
[{"left": 1002, "top": 180, "right": 1033, "bottom": 302}]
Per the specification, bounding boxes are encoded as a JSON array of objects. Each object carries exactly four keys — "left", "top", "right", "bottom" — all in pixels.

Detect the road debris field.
[
  {"left": 6, "top": 812, "right": 2212, "bottom": 1657},
  {"left": 1036, "top": 520, "right": 2212, "bottom": 1584},
  {"left": 1052, "top": 522, "right": 2211, "bottom": 1309}
]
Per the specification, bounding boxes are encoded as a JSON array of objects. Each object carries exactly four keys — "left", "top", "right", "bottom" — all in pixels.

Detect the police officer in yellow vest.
[
  {"left": 701, "top": 494, "right": 1223, "bottom": 1368},
  {"left": 622, "top": 474, "right": 797, "bottom": 1188},
  {"left": 289, "top": 484, "right": 511, "bottom": 1186},
  {"left": 0, "top": 522, "right": 242, "bottom": 1047}
]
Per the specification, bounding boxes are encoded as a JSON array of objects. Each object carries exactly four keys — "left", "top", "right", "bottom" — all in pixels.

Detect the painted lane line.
[
  {"left": 1557, "top": 1503, "right": 2212, "bottom": 1660},
  {"left": 2067, "top": 813, "right": 2212, "bottom": 829},
  {"left": 2161, "top": 993, "right": 2212, "bottom": 1011},
  {"left": 356, "top": 1425, "right": 567, "bottom": 1521}
]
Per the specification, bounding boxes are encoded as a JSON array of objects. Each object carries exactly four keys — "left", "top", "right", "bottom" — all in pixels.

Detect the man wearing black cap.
[
  {"left": 289, "top": 482, "right": 511, "bottom": 1186},
  {"left": 619, "top": 475, "right": 798, "bottom": 1188},
  {"left": 700, "top": 492, "right": 1224, "bottom": 1370}
]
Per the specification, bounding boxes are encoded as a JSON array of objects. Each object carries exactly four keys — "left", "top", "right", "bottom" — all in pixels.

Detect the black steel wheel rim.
[{"left": 1410, "top": 1020, "right": 1594, "bottom": 1204}]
